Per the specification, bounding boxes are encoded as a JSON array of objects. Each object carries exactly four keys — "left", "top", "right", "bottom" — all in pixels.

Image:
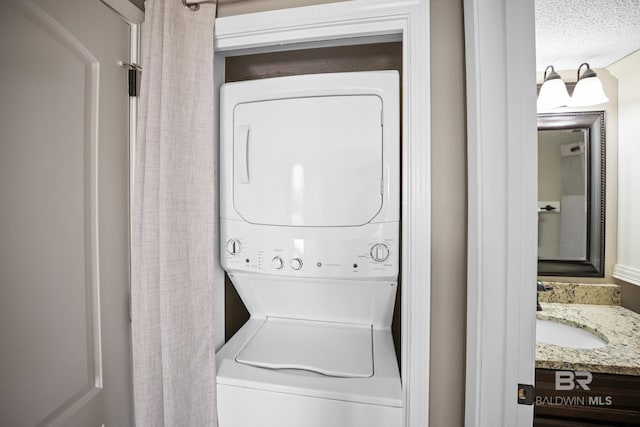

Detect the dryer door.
[{"left": 232, "top": 95, "right": 383, "bottom": 227}]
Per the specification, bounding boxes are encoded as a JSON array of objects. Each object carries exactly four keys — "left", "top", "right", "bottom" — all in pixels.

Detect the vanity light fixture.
[
  {"left": 567, "top": 63, "right": 609, "bottom": 107},
  {"left": 537, "top": 65, "right": 570, "bottom": 111}
]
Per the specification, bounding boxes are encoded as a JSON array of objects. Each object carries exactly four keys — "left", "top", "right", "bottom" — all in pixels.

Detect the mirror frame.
[{"left": 537, "top": 110, "right": 606, "bottom": 277}]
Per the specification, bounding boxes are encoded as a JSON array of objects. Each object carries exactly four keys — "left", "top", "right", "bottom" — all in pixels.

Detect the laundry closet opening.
[{"left": 221, "top": 41, "right": 404, "bottom": 364}]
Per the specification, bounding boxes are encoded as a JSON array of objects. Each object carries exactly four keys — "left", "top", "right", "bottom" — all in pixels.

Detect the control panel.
[{"left": 221, "top": 220, "right": 399, "bottom": 279}]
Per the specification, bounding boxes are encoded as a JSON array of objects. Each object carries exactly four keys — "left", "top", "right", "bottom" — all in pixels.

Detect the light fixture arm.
[
  {"left": 543, "top": 65, "right": 562, "bottom": 82},
  {"left": 577, "top": 62, "right": 597, "bottom": 81}
]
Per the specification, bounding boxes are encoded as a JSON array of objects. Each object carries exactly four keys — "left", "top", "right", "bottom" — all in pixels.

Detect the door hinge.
[
  {"left": 517, "top": 383, "right": 535, "bottom": 405},
  {"left": 119, "top": 61, "right": 142, "bottom": 97}
]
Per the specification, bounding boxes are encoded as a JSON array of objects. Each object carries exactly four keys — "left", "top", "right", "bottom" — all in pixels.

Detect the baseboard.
[{"left": 613, "top": 264, "right": 640, "bottom": 287}]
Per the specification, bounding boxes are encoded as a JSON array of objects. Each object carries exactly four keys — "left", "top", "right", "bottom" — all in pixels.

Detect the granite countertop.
[
  {"left": 538, "top": 282, "right": 621, "bottom": 305},
  {"left": 536, "top": 302, "right": 640, "bottom": 376}
]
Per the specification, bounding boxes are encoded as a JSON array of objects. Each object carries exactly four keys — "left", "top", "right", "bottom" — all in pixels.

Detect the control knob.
[
  {"left": 290, "top": 258, "right": 303, "bottom": 270},
  {"left": 272, "top": 256, "right": 284, "bottom": 270},
  {"left": 226, "top": 239, "right": 242, "bottom": 255},
  {"left": 370, "top": 243, "right": 390, "bottom": 262}
]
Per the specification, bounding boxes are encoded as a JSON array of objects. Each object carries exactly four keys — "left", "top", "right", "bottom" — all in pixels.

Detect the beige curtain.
[{"left": 132, "top": 0, "right": 218, "bottom": 425}]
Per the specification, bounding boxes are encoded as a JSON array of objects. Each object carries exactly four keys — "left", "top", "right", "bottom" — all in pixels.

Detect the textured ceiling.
[{"left": 536, "top": 0, "right": 640, "bottom": 71}]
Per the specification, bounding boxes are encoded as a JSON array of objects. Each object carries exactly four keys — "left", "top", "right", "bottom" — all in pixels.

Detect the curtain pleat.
[{"left": 132, "top": 0, "right": 218, "bottom": 425}]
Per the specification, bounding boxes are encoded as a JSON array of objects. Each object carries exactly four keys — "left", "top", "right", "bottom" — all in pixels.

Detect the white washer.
[{"left": 217, "top": 71, "right": 402, "bottom": 427}]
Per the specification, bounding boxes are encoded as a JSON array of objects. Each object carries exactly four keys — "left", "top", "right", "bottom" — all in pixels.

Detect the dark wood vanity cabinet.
[{"left": 534, "top": 369, "right": 640, "bottom": 426}]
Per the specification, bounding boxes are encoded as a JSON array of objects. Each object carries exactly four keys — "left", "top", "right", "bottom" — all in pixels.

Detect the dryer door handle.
[{"left": 235, "top": 125, "right": 250, "bottom": 184}]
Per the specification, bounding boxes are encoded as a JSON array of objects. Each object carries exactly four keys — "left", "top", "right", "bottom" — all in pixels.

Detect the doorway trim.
[
  {"left": 463, "top": 0, "right": 538, "bottom": 426},
  {"left": 213, "top": 1, "right": 430, "bottom": 425}
]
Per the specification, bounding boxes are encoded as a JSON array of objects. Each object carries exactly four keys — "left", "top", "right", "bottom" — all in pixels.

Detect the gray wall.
[{"left": 429, "top": 0, "right": 466, "bottom": 425}]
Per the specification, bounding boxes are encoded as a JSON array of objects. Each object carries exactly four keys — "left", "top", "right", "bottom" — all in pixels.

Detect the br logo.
[{"left": 555, "top": 371, "right": 593, "bottom": 391}]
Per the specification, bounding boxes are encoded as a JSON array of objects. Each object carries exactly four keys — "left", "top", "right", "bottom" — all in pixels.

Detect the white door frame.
[
  {"left": 100, "top": 0, "right": 142, "bottom": 329},
  {"left": 213, "top": 1, "right": 430, "bottom": 425},
  {"left": 464, "top": 0, "right": 538, "bottom": 426},
  {"left": 99, "top": 1, "right": 142, "bottom": 424}
]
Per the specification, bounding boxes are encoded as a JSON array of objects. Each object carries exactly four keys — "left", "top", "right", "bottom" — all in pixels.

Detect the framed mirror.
[{"left": 537, "top": 111, "right": 605, "bottom": 277}]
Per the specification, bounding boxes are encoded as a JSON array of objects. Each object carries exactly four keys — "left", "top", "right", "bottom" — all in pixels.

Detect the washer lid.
[{"left": 235, "top": 317, "right": 373, "bottom": 378}]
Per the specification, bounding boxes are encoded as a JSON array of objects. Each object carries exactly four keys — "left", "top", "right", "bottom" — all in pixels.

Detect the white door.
[{"left": 0, "top": 0, "right": 134, "bottom": 425}]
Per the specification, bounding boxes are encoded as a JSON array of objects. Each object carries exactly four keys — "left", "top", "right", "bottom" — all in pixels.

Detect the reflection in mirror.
[
  {"left": 538, "top": 128, "right": 587, "bottom": 260},
  {"left": 537, "top": 111, "right": 605, "bottom": 277}
]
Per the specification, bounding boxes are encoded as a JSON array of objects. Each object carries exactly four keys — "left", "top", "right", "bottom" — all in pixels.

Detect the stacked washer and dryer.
[{"left": 216, "top": 70, "right": 402, "bottom": 426}]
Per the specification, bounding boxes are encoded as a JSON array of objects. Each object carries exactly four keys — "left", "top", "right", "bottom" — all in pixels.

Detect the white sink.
[{"left": 536, "top": 318, "right": 607, "bottom": 349}]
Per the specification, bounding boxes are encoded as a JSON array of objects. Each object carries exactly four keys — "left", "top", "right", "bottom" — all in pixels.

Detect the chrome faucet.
[{"left": 537, "top": 280, "right": 552, "bottom": 311}]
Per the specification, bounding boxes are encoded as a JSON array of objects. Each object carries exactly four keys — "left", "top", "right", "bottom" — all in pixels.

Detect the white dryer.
[{"left": 217, "top": 71, "right": 402, "bottom": 427}]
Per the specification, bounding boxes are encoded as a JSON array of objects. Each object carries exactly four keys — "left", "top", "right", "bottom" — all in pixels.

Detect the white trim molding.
[
  {"left": 613, "top": 264, "right": 640, "bottom": 287},
  {"left": 609, "top": 49, "right": 640, "bottom": 290},
  {"left": 101, "top": 0, "right": 142, "bottom": 333},
  {"left": 214, "top": 1, "right": 430, "bottom": 425},
  {"left": 464, "top": 0, "right": 537, "bottom": 426}
]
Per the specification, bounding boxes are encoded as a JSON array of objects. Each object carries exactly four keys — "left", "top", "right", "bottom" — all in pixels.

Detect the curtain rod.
[{"left": 182, "top": 0, "right": 217, "bottom": 11}]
